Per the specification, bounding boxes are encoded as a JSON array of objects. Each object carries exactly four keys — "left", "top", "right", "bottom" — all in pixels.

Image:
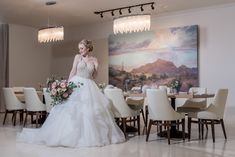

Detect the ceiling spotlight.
[
  {"left": 140, "top": 5, "right": 144, "bottom": 12},
  {"left": 128, "top": 7, "right": 131, "bottom": 13},
  {"left": 151, "top": 4, "right": 155, "bottom": 10},
  {"left": 111, "top": 11, "right": 114, "bottom": 16},
  {"left": 100, "top": 13, "right": 103, "bottom": 18},
  {"left": 46, "top": 1, "right": 56, "bottom": 5},
  {"left": 119, "top": 9, "right": 122, "bottom": 15}
]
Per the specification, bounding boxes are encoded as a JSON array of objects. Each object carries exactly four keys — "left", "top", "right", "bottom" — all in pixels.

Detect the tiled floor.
[{"left": 0, "top": 107, "right": 235, "bottom": 157}]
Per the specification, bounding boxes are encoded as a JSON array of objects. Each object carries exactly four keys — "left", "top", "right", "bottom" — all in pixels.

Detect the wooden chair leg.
[
  {"left": 182, "top": 119, "right": 185, "bottom": 141},
  {"left": 145, "top": 106, "right": 148, "bottom": 130},
  {"left": 20, "top": 111, "right": 24, "bottom": 124},
  {"left": 13, "top": 111, "right": 17, "bottom": 126},
  {"left": 31, "top": 114, "right": 34, "bottom": 124},
  {"left": 146, "top": 120, "right": 153, "bottom": 141},
  {"left": 198, "top": 119, "right": 201, "bottom": 139},
  {"left": 211, "top": 120, "right": 215, "bottom": 143},
  {"left": 36, "top": 112, "right": 39, "bottom": 128},
  {"left": 164, "top": 121, "right": 167, "bottom": 130},
  {"left": 156, "top": 121, "right": 159, "bottom": 132},
  {"left": 24, "top": 112, "right": 28, "bottom": 127},
  {"left": 167, "top": 121, "right": 170, "bottom": 145},
  {"left": 220, "top": 119, "right": 227, "bottom": 139},
  {"left": 201, "top": 120, "right": 204, "bottom": 139},
  {"left": 176, "top": 120, "right": 179, "bottom": 129},
  {"left": 159, "top": 121, "right": 163, "bottom": 132},
  {"left": 188, "top": 117, "right": 191, "bottom": 140},
  {"left": 3, "top": 111, "right": 8, "bottom": 125},
  {"left": 12, "top": 112, "right": 15, "bottom": 123},
  {"left": 137, "top": 115, "right": 140, "bottom": 135},
  {"left": 141, "top": 109, "right": 146, "bottom": 127},
  {"left": 122, "top": 118, "right": 127, "bottom": 138}
]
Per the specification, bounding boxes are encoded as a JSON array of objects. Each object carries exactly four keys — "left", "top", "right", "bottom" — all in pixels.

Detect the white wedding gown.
[{"left": 17, "top": 55, "right": 125, "bottom": 147}]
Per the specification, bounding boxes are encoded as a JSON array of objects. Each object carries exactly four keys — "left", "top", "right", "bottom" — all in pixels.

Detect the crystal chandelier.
[
  {"left": 38, "top": 1, "right": 64, "bottom": 43},
  {"left": 113, "top": 14, "right": 150, "bottom": 34},
  {"left": 38, "top": 26, "right": 64, "bottom": 43}
]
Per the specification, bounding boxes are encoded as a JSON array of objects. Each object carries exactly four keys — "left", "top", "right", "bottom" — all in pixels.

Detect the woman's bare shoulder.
[
  {"left": 89, "top": 56, "right": 98, "bottom": 62},
  {"left": 75, "top": 54, "right": 81, "bottom": 57},
  {"left": 74, "top": 54, "right": 82, "bottom": 60}
]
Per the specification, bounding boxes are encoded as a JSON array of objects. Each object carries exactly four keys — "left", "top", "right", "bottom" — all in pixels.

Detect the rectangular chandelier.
[
  {"left": 113, "top": 14, "right": 150, "bottom": 34},
  {"left": 38, "top": 26, "right": 64, "bottom": 43},
  {"left": 94, "top": 2, "right": 154, "bottom": 35}
]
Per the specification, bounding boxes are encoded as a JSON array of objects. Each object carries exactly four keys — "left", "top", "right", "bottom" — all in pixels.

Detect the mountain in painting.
[{"left": 131, "top": 59, "right": 197, "bottom": 76}]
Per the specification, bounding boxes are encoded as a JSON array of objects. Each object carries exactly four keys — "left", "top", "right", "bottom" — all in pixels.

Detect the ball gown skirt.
[{"left": 17, "top": 76, "right": 125, "bottom": 147}]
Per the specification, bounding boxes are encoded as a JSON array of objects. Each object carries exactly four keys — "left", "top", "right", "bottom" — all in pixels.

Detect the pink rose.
[
  {"left": 60, "top": 82, "right": 66, "bottom": 88},
  {"left": 67, "top": 89, "right": 72, "bottom": 94},
  {"left": 51, "top": 89, "right": 57, "bottom": 96},
  {"left": 61, "top": 80, "right": 67, "bottom": 84},
  {"left": 51, "top": 82, "right": 57, "bottom": 89},
  {"left": 62, "top": 92, "right": 69, "bottom": 98}
]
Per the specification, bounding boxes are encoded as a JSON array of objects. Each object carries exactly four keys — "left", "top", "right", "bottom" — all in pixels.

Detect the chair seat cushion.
[
  {"left": 177, "top": 106, "right": 204, "bottom": 113},
  {"left": 126, "top": 97, "right": 144, "bottom": 110},
  {"left": 197, "top": 111, "right": 219, "bottom": 119}
]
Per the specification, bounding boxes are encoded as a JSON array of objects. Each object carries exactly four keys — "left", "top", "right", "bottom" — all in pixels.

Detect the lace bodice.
[{"left": 75, "top": 55, "right": 97, "bottom": 79}]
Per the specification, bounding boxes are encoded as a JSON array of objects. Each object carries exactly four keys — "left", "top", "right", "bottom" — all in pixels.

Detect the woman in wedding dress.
[{"left": 17, "top": 39, "right": 125, "bottom": 147}]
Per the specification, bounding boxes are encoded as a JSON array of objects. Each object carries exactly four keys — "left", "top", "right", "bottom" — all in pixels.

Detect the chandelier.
[
  {"left": 38, "top": 26, "right": 64, "bottom": 43},
  {"left": 113, "top": 14, "right": 150, "bottom": 34},
  {"left": 94, "top": 2, "right": 154, "bottom": 35},
  {"left": 38, "top": 1, "right": 64, "bottom": 43}
]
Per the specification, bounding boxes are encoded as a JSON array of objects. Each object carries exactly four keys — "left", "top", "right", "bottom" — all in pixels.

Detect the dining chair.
[
  {"left": 126, "top": 96, "right": 146, "bottom": 133},
  {"left": 188, "top": 89, "right": 228, "bottom": 142},
  {"left": 23, "top": 88, "right": 47, "bottom": 128},
  {"left": 159, "top": 85, "right": 170, "bottom": 94},
  {"left": 177, "top": 87, "right": 208, "bottom": 139},
  {"left": 43, "top": 88, "right": 53, "bottom": 115},
  {"left": 141, "top": 85, "right": 151, "bottom": 94},
  {"left": 145, "top": 86, "right": 171, "bottom": 132},
  {"left": 146, "top": 89, "right": 185, "bottom": 144},
  {"left": 104, "top": 88, "right": 141, "bottom": 138},
  {"left": 2, "top": 88, "right": 25, "bottom": 126},
  {"left": 12, "top": 87, "right": 24, "bottom": 92}
]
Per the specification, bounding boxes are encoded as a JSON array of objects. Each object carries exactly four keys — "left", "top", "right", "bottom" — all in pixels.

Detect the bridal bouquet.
[{"left": 46, "top": 77, "right": 83, "bottom": 106}]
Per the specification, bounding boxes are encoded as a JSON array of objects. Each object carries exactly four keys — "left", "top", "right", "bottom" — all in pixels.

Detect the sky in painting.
[{"left": 109, "top": 25, "right": 198, "bottom": 72}]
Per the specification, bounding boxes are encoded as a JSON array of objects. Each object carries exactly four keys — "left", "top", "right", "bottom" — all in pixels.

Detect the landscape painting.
[{"left": 108, "top": 25, "right": 199, "bottom": 92}]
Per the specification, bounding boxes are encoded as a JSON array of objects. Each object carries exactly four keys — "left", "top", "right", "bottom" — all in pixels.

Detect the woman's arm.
[{"left": 68, "top": 54, "right": 79, "bottom": 81}]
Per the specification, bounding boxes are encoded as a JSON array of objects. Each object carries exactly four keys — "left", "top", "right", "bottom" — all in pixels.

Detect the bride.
[{"left": 17, "top": 39, "right": 125, "bottom": 147}]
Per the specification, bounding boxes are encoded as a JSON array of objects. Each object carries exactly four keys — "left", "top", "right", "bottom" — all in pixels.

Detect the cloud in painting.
[{"left": 108, "top": 31, "right": 154, "bottom": 56}]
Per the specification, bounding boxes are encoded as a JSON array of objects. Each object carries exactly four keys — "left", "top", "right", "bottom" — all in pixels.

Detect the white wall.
[
  {"left": 52, "top": 4, "right": 235, "bottom": 106},
  {"left": 9, "top": 24, "right": 52, "bottom": 88}
]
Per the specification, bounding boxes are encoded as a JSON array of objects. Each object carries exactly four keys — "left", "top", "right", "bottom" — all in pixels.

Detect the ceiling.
[{"left": 0, "top": 0, "right": 235, "bottom": 28}]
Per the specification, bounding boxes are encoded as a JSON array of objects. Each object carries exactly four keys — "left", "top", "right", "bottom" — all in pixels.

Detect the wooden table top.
[{"left": 124, "top": 91, "right": 215, "bottom": 99}]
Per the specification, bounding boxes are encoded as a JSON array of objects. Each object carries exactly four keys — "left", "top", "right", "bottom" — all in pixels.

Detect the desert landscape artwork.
[{"left": 108, "top": 25, "right": 199, "bottom": 92}]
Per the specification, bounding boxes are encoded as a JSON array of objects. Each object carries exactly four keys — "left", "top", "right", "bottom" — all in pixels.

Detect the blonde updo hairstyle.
[{"left": 79, "top": 39, "right": 93, "bottom": 52}]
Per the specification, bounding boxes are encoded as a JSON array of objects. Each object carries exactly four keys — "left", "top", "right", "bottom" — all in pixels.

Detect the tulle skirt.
[{"left": 17, "top": 76, "right": 125, "bottom": 147}]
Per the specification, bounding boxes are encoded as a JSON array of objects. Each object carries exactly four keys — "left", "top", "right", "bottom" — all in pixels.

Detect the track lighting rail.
[{"left": 94, "top": 2, "right": 155, "bottom": 18}]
